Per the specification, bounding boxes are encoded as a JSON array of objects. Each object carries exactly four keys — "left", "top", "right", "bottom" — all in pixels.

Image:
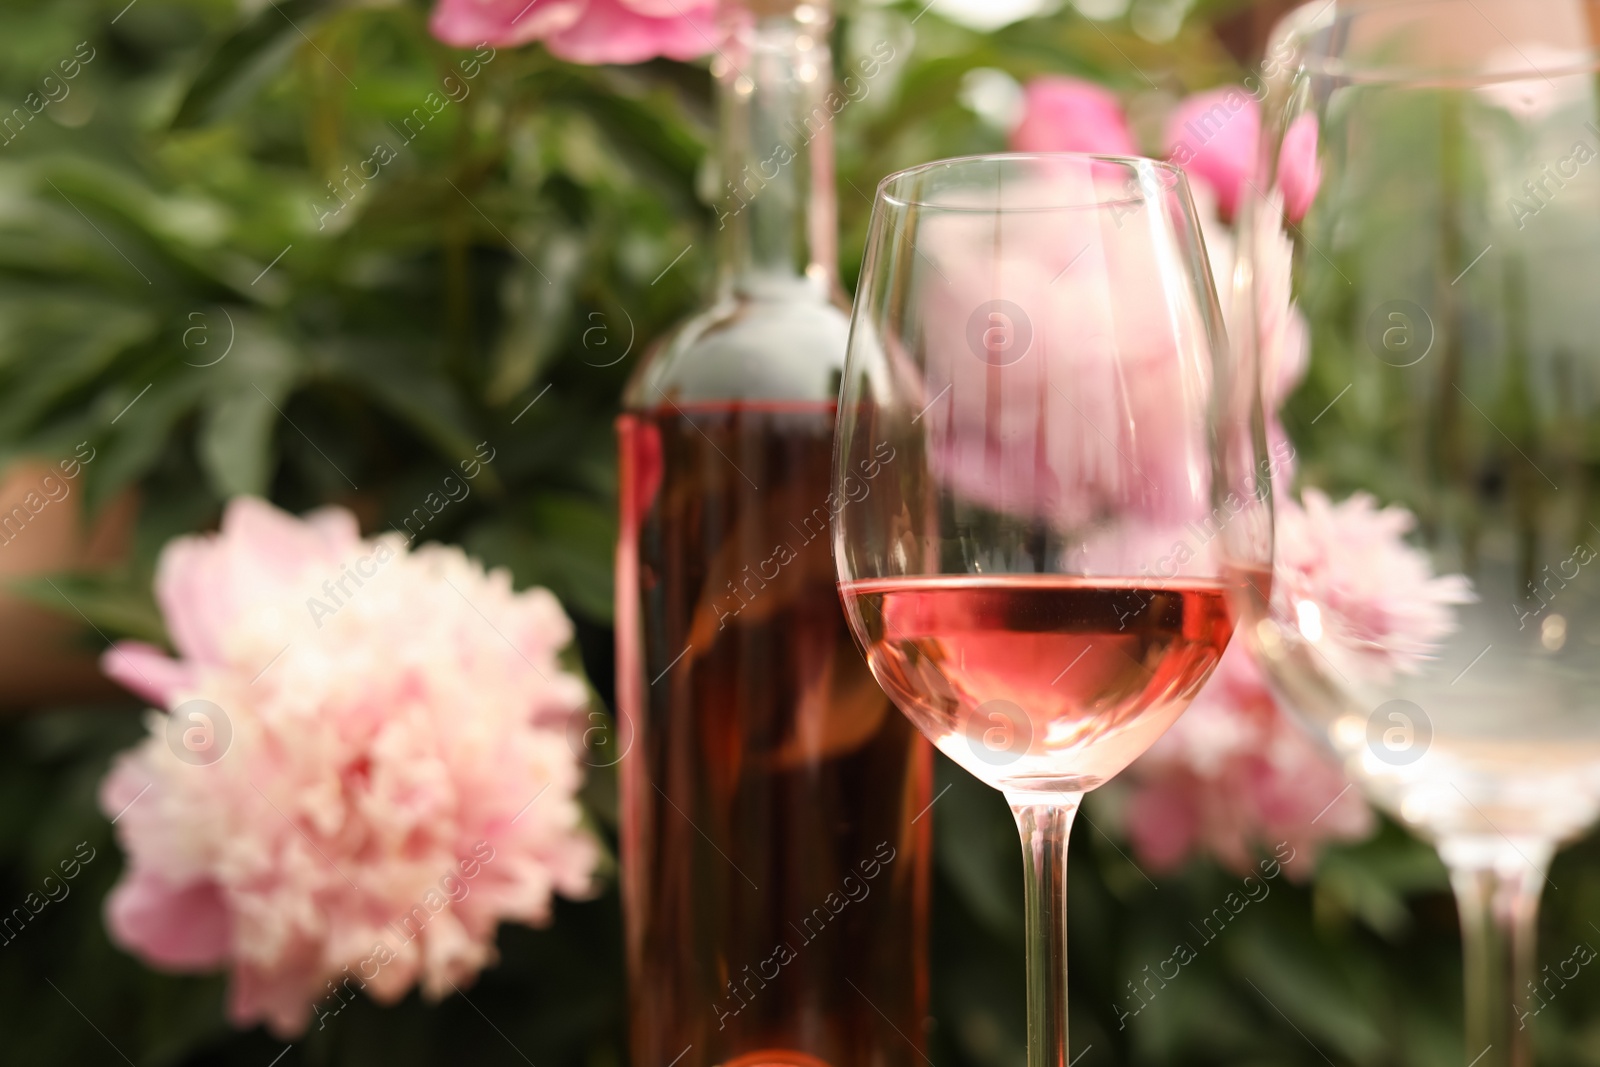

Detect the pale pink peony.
[
  {"left": 1003, "top": 77, "right": 1311, "bottom": 453},
  {"left": 99, "top": 497, "right": 599, "bottom": 1037},
  {"left": 428, "top": 0, "right": 715, "bottom": 65},
  {"left": 1274, "top": 489, "right": 1477, "bottom": 683},
  {"left": 1251, "top": 192, "right": 1310, "bottom": 414},
  {"left": 1124, "top": 642, "right": 1373, "bottom": 878},
  {"left": 1164, "top": 87, "right": 1323, "bottom": 223},
  {"left": 1011, "top": 75, "right": 1322, "bottom": 222},
  {"left": 1009, "top": 76, "right": 1138, "bottom": 155},
  {"left": 1124, "top": 489, "right": 1477, "bottom": 874},
  {"left": 1014, "top": 76, "right": 1322, "bottom": 223},
  {"left": 1278, "top": 113, "right": 1323, "bottom": 223},
  {"left": 912, "top": 157, "right": 1220, "bottom": 543},
  {"left": 1165, "top": 86, "right": 1260, "bottom": 219},
  {"left": 1243, "top": 189, "right": 1311, "bottom": 486}
]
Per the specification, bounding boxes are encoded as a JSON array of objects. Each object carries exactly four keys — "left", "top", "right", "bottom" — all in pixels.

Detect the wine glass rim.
[
  {"left": 1305, "top": 53, "right": 1600, "bottom": 87},
  {"left": 1302, "top": 0, "right": 1594, "bottom": 17},
  {"left": 874, "top": 152, "right": 1185, "bottom": 212},
  {"left": 1287, "top": 0, "right": 1600, "bottom": 85}
]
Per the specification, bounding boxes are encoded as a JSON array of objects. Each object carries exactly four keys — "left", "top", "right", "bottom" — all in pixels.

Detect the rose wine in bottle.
[{"left": 615, "top": 4, "right": 930, "bottom": 1067}]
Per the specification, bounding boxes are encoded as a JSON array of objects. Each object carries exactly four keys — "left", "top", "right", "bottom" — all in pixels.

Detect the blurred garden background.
[{"left": 6, "top": 0, "right": 1600, "bottom": 1063}]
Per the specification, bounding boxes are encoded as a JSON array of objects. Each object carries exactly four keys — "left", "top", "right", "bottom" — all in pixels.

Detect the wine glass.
[
  {"left": 1244, "top": 2, "right": 1600, "bottom": 1062},
  {"left": 832, "top": 154, "right": 1268, "bottom": 1064}
]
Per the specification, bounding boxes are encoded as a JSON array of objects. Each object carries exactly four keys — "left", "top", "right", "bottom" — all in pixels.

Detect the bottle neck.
[{"left": 715, "top": 0, "right": 839, "bottom": 301}]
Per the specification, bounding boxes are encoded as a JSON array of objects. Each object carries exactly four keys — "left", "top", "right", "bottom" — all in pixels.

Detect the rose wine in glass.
[
  {"left": 614, "top": 4, "right": 930, "bottom": 1067},
  {"left": 833, "top": 154, "right": 1267, "bottom": 1067},
  {"left": 839, "top": 576, "right": 1238, "bottom": 791}
]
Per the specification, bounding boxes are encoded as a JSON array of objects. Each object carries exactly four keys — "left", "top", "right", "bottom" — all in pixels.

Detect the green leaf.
[
  {"left": 171, "top": 0, "right": 331, "bottom": 129},
  {"left": 465, "top": 493, "right": 615, "bottom": 621},
  {"left": 0, "top": 291, "right": 157, "bottom": 443},
  {"left": 934, "top": 762, "right": 1023, "bottom": 937},
  {"left": 321, "top": 340, "right": 496, "bottom": 489},
  {"left": 197, "top": 320, "right": 301, "bottom": 498},
  {"left": 1232, "top": 921, "right": 1387, "bottom": 1063},
  {"left": 84, "top": 371, "right": 212, "bottom": 515},
  {"left": 8, "top": 570, "right": 164, "bottom": 646},
  {"left": 545, "top": 68, "right": 708, "bottom": 203},
  {"left": 1314, "top": 821, "right": 1449, "bottom": 938},
  {"left": 486, "top": 236, "right": 585, "bottom": 406}
]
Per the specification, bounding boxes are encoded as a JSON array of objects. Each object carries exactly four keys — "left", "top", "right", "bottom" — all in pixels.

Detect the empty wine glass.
[
  {"left": 832, "top": 154, "right": 1269, "bottom": 1065},
  {"left": 1243, "top": 2, "right": 1600, "bottom": 1062}
]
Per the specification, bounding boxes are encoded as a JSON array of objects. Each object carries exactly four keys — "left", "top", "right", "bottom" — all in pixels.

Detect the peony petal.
[
  {"left": 99, "top": 750, "right": 152, "bottom": 825},
  {"left": 1010, "top": 76, "right": 1138, "bottom": 155},
  {"left": 100, "top": 641, "right": 192, "bottom": 707},
  {"left": 1165, "top": 87, "right": 1260, "bottom": 219},
  {"left": 1122, "top": 635, "right": 1374, "bottom": 874},
  {"left": 154, "top": 529, "right": 232, "bottom": 666},
  {"left": 157, "top": 497, "right": 371, "bottom": 666},
  {"left": 302, "top": 505, "right": 365, "bottom": 554},
  {"left": 106, "top": 871, "right": 231, "bottom": 970},
  {"left": 618, "top": 0, "right": 713, "bottom": 16},
  {"left": 1279, "top": 113, "right": 1323, "bottom": 222},
  {"left": 1123, "top": 776, "right": 1202, "bottom": 873},
  {"left": 429, "top": 0, "right": 589, "bottom": 48},
  {"left": 220, "top": 496, "right": 349, "bottom": 576},
  {"left": 229, "top": 959, "right": 321, "bottom": 1039},
  {"left": 545, "top": 0, "right": 716, "bottom": 64}
]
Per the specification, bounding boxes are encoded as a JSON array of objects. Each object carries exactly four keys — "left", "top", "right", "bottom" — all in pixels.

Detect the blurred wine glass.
[
  {"left": 1244, "top": 2, "right": 1600, "bottom": 1062},
  {"left": 833, "top": 153, "right": 1269, "bottom": 1066}
]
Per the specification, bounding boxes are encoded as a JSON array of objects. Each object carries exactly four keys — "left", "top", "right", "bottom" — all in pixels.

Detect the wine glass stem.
[
  {"left": 1441, "top": 837, "right": 1552, "bottom": 1067},
  {"left": 1007, "top": 790, "right": 1082, "bottom": 1067}
]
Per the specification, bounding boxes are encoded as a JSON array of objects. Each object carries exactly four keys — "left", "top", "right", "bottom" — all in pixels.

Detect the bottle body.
[
  {"left": 617, "top": 384, "right": 930, "bottom": 1067},
  {"left": 616, "top": 4, "right": 931, "bottom": 1065}
]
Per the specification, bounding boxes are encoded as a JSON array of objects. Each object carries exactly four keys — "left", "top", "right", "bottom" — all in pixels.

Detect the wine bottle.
[{"left": 615, "top": 2, "right": 931, "bottom": 1066}]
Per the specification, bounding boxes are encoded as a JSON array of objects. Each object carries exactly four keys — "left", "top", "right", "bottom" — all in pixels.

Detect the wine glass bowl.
[
  {"left": 839, "top": 576, "right": 1238, "bottom": 794},
  {"left": 832, "top": 153, "right": 1268, "bottom": 1063},
  {"left": 1244, "top": 1, "right": 1600, "bottom": 1059}
]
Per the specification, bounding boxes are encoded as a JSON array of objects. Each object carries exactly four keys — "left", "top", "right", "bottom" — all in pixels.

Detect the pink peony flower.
[
  {"left": 99, "top": 497, "right": 599, "bottom": 1037},
  {"left": 1165, "top": 86, "right": 1261, "bottom": 220},
  {"left": 1278, "top": 113, "right": 1323, "bottom": 223},
  {"left": 1124, "top": 641, "right": 1373, "bottom": 878},
  {"left": 428, "top": 0, "right": 715, "bottom": 65},
  {"left": 1012, "top": 75, "right": 1322, "bottom": 224},
  {"left": 1274, "top": 489, "right": 1477, "bottom": 683},
  {"left": 1009, "top": 76, "right": 1139, "bottom": 156},
  {"left": 1243, "top": 189, "right": 1311, "bottom": 486},
  {"left": 912, "top": 157, "right": 1220, "bottom": 539},
  {"left": 1124, "top": 489, "right": 1477, "bottom": 874}
]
